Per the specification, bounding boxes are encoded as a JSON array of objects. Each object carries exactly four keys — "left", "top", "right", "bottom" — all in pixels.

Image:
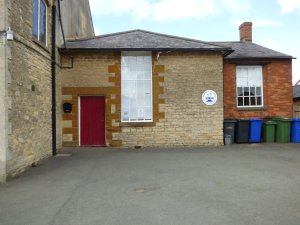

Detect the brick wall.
[
  {"left": 6, "top": 0, "right": 53, "bottom": 178},
  {"left": 61, "top": 51, "right": 224, "bottom": 147},
  {"left": 239, "top": 22, "right": 252, "bottom": 42},
  {"left": 224, "top": 59, "right": 293, "bottom": 119}
]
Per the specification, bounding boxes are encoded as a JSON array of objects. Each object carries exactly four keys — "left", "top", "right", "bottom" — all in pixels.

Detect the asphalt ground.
[{"left": 0, "top": 143, "right": 300, "bottom": 225}]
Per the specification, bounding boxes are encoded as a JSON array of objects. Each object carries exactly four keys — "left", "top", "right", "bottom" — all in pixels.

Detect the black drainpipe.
[{"left": 51, "top": 5, "right": 57, "bottom": 156}]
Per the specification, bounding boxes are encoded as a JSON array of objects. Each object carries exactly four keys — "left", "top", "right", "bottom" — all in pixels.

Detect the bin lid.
[
  {"left": 272, "top": 118, "right": 292, "bottom": 122},
  {"left": 250, "top": 118, "right": 263, "bottom": 121},
  {"left": 292, "top": 118, "right": 300, "bottom": 121},
  {"left": 264, "top": 121, "right": 277, "bottom": 125},
  {"left": 224, "top": 119, "right": 237, "bottom": 123}
]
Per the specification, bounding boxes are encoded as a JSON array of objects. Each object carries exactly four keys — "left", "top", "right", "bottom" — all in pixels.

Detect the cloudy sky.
[{"left": 89, "top": 0, "right": 300, "bottom": 84}]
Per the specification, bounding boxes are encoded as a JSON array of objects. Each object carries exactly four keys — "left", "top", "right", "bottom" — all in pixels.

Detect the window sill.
[
  {"left": 120, "top": 122, "right": 155, "bottom": 127},
  {"left": 32, "top": 38, "right": 50, "bottom": 53},
  {"left": 237, "top": 106, "right": 267, "bottom": 111}
]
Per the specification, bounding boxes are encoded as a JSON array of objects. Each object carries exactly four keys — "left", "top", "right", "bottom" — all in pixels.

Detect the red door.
[{"left": 80, "top": 96, "right": 106, "bottom": 146}]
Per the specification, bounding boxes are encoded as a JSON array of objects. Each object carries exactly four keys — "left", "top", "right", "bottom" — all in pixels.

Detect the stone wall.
[
  {"left": 0, "top": 0, "right": 9, "bottom": 182},
  {"left": 57, "top": 0, "right": 94, "bottom": 44},
  {"left": 0, "top": 0, "right": 95, "bottom": 181},
  {"left": 61, "top": 51, "right": 224, "bottom": 147},
  {"left": 55, "top": 0, "right": 95, "bottom": 148},
  {"left": 115, "top": 52, "right": 224, "bottom": 147},
  {"left": 60, "top": 52, "right": 120, "bottom": 146},
  {"left": 6, "top": 0, "right": 53, "bottom": 178},
  {"left": 224, "top": 59, "right": 293, "bottom": 119},
  {"left": 56, "top": 52, "right": 63, "bottom": 149}
]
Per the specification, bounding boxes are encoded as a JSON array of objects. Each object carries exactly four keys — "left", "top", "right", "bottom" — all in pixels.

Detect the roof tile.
[{"left": 63, "top": 29, "right": 230, "bottom": 51}]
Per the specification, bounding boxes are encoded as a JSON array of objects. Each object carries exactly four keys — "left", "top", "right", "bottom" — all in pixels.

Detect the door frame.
[{"left": 78, "top": 95, "right": 107, "bottom": 147}]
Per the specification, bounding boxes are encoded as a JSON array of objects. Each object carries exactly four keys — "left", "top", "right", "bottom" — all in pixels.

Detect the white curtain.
[{"left": 236, "top": 66, "right": 262, "bottom": 87}]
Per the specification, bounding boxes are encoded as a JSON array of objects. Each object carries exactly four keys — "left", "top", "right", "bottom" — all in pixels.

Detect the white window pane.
[
  {"left": 236, "top": 67, "right": 248, "bottom": 86},
  {"left": 122, "top": 95, "right": 131, "bottom": 121},
  {"left": 145, "top": 80, "right": 151, "bottom": 94},
  {"left": 122, "top": 96, "right": 130, "bottom": 109},
  {"left": 248, "top": 67, "right": 262, "bottom": 87},
  {"left": 144, "top": 71, "right": 151, "bottom": 80},
  {"left": 145, "top": 107, "right": 152, "bottom": 120},
  {"left": 123, "top": 80, "right": 136, "bottom": 95},
  {"left": 137, "top": 81, "right": 144, "bottom": 106},
  {"left": 143, "top": 56, "right": 151, "bottom": 62},
  {"left": 121, "top": 57, "right": 128, "bottom": 67},
  {"left": 137, "top": 72, "right": 143, "bottom": 80},
  {"left": 144, "top": 57, "right": 152, "bottom": 79},
  {"left": 122, "top": 67, "right": 130, "bottom": 80},
  {"left": 137, "top": 56, "right": 143, "bottom": 63},
  {"left": 32, "top": 0, "right": 39, "bottom": 39},
  {"left": 122, "top": 109, "right": 130, "bottom": 121},
  {"left": 121, "top": 52, "right": 152, "bottom": 122},
  {"left": 129, "top": 56, "right": 136, "bottom": 67},
  {"left": 39, "top": 0, "right": 46, "bottom": 45},
  {"left": 236, "top": 66, "right": 263, "bottom": 107},
  {"left": 130, "top": 98, "right": 137, "bottom": 121},
  {"left": 137, "top": 108, "right": 144, "bottom": 120},
  {"left": 122, "top": 94, "right": 130, "bottom": 121},
  {"left": 145, "top": 94, "right": 151, "bottom": 107}
]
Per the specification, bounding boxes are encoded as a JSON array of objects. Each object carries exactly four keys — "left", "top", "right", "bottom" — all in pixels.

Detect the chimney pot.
[{"left": 239, "top": 22, "right": 252, "bottom": 42}]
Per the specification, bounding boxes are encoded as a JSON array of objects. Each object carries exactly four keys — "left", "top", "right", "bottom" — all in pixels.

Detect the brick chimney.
[{"left": 239, "top": 22, "right": 252, "bottom": 42}]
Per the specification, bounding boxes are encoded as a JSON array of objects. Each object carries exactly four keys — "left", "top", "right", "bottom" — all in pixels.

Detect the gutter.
[{"left": 59, "top": 47, "right": 233, "bottom": 54}]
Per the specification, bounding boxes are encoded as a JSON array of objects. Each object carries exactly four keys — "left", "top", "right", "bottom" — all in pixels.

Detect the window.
[
  {"left": 121, "top": 52, "right": 152, "bottom": 122},
  {"left": 32, "top": 0, "right": 47, "bottom": 45},
  {"left": 236, "top": 65, "right": 263, "bottom": 107}
]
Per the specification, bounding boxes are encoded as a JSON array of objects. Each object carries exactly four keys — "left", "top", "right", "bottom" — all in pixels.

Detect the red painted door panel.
[{"left": 80, "top": 96, "right": 106, "bottom": 146}]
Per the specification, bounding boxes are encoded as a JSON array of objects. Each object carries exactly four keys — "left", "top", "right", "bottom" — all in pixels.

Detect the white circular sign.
[{"left": 202, "top": 90, "right": 217, "bottom": 106}]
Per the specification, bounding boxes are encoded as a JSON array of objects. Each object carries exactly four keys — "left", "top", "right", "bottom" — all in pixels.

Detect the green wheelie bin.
[
  {"left": 272, "top": 118, "right": 292, "bottom": 143},
  {"left": 263, "top": 121, "right": 277, "bottom": 143}
]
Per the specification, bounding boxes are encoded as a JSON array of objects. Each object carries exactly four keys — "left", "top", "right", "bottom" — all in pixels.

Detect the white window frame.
[
  {"left": 236, "top": 65, "right": 264, "bottom": 108},
  {"left": 121, "top": 51, "right": 153, "bottom": 123},
  {"left": 32, "top": 0, "right": 47, "bottom": 46}
]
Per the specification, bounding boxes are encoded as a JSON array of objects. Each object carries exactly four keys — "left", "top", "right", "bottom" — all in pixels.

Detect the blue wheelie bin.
[
  {"left": 291, "top": 118, "right": 300, "bottom": 143},
  {"left": 249, "top": 118, "right": 263, "bottom": 143}
]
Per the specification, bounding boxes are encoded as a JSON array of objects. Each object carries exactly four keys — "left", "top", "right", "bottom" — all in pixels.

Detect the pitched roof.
[
  {"left": 212, "top": 41, "right": 293, "bottom": 59},
  {"left": 61, "top": 29, "right": 232, "bottom": 53},
  {"left": 61, "top": 29, "right": 293, "bottom": 59},
  {"left": 293, "top": 85, "right": 300, "bottom": 98}
]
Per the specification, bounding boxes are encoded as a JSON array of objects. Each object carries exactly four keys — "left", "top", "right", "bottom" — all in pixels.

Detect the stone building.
[
  {"left": 58, "top": 22, "right": 293, "bottom": 148},
  {"left": 0, "top": 0, "right": 294, "bottom": 182},
  {"left": 0, "top": 0, "right": 94, "bottom": 182},
  {"left": 59, "top": 31, "right": 230, "bottom": 147}
]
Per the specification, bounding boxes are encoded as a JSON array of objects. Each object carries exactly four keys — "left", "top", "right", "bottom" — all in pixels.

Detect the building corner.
[{"left": 0, "top": 0, "right": 10, "bottom": 183}]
